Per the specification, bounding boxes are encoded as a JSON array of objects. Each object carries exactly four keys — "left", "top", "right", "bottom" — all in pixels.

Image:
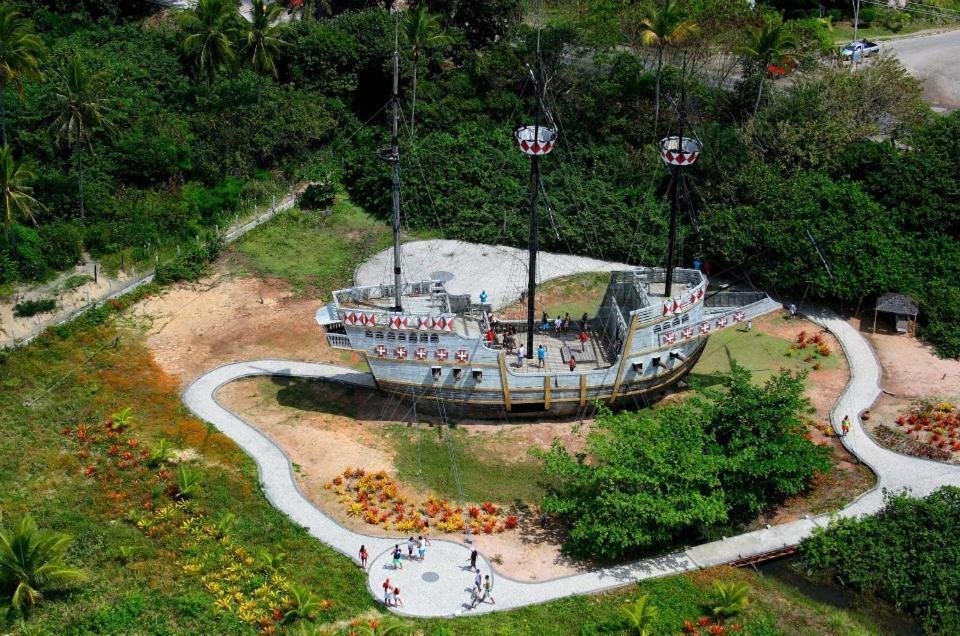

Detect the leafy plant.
[
  {"left": 283, "top": 582, "right": 321, "bottom": 624},
  {"left": 148, "top": 438, "right": 174, "bottom": 466},
  {"left": 108, "top": 406, "right": 135, "bottom": 432},
  {"left": 0, "top": 515, "right": 86, "bottom": 619},
  {"left": 621, "top": 593, "right": 658, "bottom": 635},
  {"left": 707, "top": 581, "right": 750, "bottom": 620},
  {"left": 174, "top": 465, "right": 202, "bottom": 500},
  {"left": 12, "top": 298, "right": 55, "bottom": 317}
]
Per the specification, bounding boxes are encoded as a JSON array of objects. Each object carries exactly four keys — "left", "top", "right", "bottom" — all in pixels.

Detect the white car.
[{"left": 841, "top": 40, "right": 880, "bottom": 58}]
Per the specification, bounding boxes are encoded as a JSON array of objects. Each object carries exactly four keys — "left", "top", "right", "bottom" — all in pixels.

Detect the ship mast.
[
  {"left": 660, "top": 99, "right": 700, "bottom": 298},
  {"left": 515, "top": 33, "right": 557, "bottom": 358},
  {"left": 383, "top": 15, "right": 403, "bottom": 312}
]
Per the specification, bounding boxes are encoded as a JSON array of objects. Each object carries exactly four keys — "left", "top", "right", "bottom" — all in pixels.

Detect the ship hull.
[{"left": 368, "top": 339, "right": 709, "bottom": 419}]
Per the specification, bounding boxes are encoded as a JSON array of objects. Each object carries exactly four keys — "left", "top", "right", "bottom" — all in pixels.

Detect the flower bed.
[
  {"left": 785, "top": 330, "right": 832, "bottom": 369},
  {"left": 61, "top": 409, "right": 334, "bottom": 633},
  {"left": 324, "top": 467, "right": 517, "bottom": 535},
  {"left": 890, "top": 399, "right": 960, "bottom": 460}
]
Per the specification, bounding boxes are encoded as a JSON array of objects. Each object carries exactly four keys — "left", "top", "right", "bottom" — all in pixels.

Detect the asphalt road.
[{"left": 884, "top": 29, "right": 960, "bottom": 111}]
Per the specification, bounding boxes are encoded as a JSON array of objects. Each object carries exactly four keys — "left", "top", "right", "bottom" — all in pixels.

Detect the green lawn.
[
  {"left": 691, "top": 317, "right": 841, "bottom": 387},
  {"left": 233, "top": 196, "right": 393, "bottom": 296},
  {"left": 830, "top": 20, "right": 954, "bottom": 43},
  {"left": 385, "top": 424, "right": 547, "bottom": 505}
]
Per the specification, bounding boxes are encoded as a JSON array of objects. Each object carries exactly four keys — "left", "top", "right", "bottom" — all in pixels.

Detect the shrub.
[
  {"left": 39, "top": 222, "right": 84, "bottom": 271},
  {"left": 298, "top": 180, "right": 336, "bottom": 211},
  {"left": 13, "top": 298, "right": 57, "bottom": 317}
]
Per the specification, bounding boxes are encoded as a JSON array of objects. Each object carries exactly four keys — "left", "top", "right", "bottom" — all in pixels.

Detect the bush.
[
  {"left": 39, "top": 222, "right": 85, "bottom": 271},
  {"left": 298, "top": 180, "right": 337, "bottom": 211},
  {"left": 798, "top": 487, "right": 960, "bottom": 633},
  {"left": 856, "top": 6, "right": 878, "bottom": 27},
  {"left": 13, "top": 298, "right": 57, "bottom": 317},
  {"left": 877, "top": 9, "right": 910, "bottom": 33},
  {"left": 154, "top": 239, "right": 222, "bottom": 285}
]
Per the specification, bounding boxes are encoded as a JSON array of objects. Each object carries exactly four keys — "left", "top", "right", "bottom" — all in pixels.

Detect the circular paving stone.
[{"left": 421, "top": 571, "right": 440, "bottom": 583}]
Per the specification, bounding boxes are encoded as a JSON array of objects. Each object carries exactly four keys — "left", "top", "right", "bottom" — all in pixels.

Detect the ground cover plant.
[{"left": 798, "top": 486, "right": 960, "bottom": 633}]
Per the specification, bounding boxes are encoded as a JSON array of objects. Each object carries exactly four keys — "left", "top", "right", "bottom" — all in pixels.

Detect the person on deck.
[
  {"left": 580, "top": 312, "right": 589, "bottom": 331},
  {"left": 568, "top": 355, "right": 577, "bottom": 372},
  {"left": 516, "top": 344, "right": 526, "bottom": 368},
  {"left": 479, "top": 290, "right": 488, "bottom": 305},
  {"left": 554, "top": 315, "right": 562, "bottom": 333},
  {"left": 536, "top": 344, "right": 546, "bottom": 368},
  {"left": 486, "top": 329, "right": 495, "bottom": 345},
  {"left": 563, "top": 312, "right": 571, "bottom": 333},
  {"left": 578, "top": 329, "right": 589, "bottom": 353}
]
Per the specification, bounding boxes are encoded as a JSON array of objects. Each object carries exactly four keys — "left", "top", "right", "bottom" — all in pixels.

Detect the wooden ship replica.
[{"left": 316, "top": 33, "right": 779, "bottom": 418}]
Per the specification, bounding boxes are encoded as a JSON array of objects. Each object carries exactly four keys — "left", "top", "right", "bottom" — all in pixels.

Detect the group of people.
[{"left": 467, "top": 549, "right": 495, "bottom": 609}]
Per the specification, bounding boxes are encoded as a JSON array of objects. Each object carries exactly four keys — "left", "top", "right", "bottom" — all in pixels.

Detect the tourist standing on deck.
[
  {"left": 537, "top": 344, "right": 546, "bottom": 368},
  {"left": 578, "top": 329, "right": 589, "bottom": 353},
  {"left": 517, "top": 344, "right": 526, "bottom": 367},
  {"left": 568, "top": 355, "right": 577, "bottom": 372}
]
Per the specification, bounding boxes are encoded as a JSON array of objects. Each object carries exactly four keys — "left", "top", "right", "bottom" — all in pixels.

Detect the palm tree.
[
  {"left": 50, "top": 54, "right": 114, "bottom": 221},
  {"left": 177, "top": 0, "right": 242, "bottom": 86},
  {"left": 708, "top": 580, "right": 750, "bottom": 620},
  {"left": 621, "top": 593, "right": 658, "bottom": 635},
  {"left": 0, "top": 515, "right": 86, "bottom": 618},
  {"left": 0, "top": 6, "right": 44, "bottom": 146},
  {"left": 402, "top": 6, "right": 451, "bottom": 137},
  {"left": 0, "top": 146, "right": 43, "bottom": 244},
  {"left": 634, "top": 0, "right": 698, "bottom": 138},
  {"left": 736, "top": 21, "right": 797, "bottom": 117},
  {"left": 245, "top": 0, "right": 289, "bottom": 105}
]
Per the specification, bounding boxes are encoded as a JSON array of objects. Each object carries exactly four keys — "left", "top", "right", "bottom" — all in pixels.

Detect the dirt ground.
[
  {"left": 216, "top": 378, "right": 589, "bottom": 580},
  {"left": 128, "top": 260, "right": 362, "bottom": 385},
  {"left": 855, "top": 317, "right": 960, "bottom": 462}
]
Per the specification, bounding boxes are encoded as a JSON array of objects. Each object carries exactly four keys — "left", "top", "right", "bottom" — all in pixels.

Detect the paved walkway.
[{"left": 181, "top": 310, "right": 960, "bottom": 618}]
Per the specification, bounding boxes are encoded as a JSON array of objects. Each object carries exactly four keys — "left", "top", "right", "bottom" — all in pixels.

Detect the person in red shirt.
[{"left": 578, "top": 330, "right": 589, "bottom": 353}]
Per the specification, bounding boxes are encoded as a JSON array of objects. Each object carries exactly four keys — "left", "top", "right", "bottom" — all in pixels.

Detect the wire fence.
[{"left": 1, "top": 185, "right": 302, "bottom": 350}]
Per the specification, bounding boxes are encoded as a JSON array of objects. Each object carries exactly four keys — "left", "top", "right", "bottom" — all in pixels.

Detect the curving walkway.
[{"left": 181, "top": 310, "right": 960, "bottom": 618}]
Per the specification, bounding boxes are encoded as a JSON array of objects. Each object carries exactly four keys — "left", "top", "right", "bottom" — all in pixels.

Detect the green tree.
[
  {"left": 0, "top": 515, "right": 86, "bottom": 619},
  {"left": 177, "top": 0, "right": 242, "bottom": 85},
  {"left": 0, "top": 5, "right": 44, "bottom": 146},
  {"left": 708, "top": 581, "right": 750, "bottom": 620},
  {"left": 535, "top": 403, "right": 727, "bottom": 560},
  {"left": 50, "top": 54, "right": 115, "bottom": 221},
  {"left": 630, "top": 0, "right": 698, "bottom": 137},
  {"left": 0, "top": 146, "right": 42, "bottom": 239},
  {"left": 245, "top": 0, "right": 290, "bottom": 105},
  {"left": 701, "top": 362, "right": 832, "bottom": 517},
  {"left": 622, "top": 593, "right": 658, "bottom": 635},
  {"left": 402, "top": 5, "right": 451, "bottom": 137},
  {"left": 736, "top": 20, "right": 797, "bottom": 117}
]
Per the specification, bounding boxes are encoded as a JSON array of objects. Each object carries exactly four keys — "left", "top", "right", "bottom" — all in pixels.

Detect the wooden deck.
[{"left": 501, "top": 330, "right": 611, "bottom": 373}]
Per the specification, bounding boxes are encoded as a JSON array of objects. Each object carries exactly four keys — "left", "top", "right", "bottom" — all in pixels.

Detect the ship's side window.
[
  {"left": 387, "top": 332, "right": 396, "bottom": 341},
  {"left": 672, "top": 318, "right": 680, "bottom": 327},
  {"left": 375, "top": 332, "right": 384, "bottom": 340},
  {"left": 365, "top": 330, "right": 373, "bottom": 338},
  {"left": 681, "top": 314, "right": 689, "bottom": 324},
  {"left": 430, "top": 334, "right": 439, "bottom": 343},
  {"left": 398, "top": 333, "right": 406, "bottom": 342},
  {"left": 653, "top": 325, "right": 661, "bottom": 333},
  {"left": 419, "top": 334, "right": 429, "bottom": 343}
]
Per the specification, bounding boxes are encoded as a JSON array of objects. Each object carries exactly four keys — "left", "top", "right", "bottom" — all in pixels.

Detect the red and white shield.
[
  {"left": 446, "top": 318, "right": 455, "bottom": 333},
  {"left": 681, "top": 327, "right": 693, "bottom": 339},
  {"left": 697, "top": 288, "right": 704, "bottom": 300},
  {"left": 716, "top": 317, "right": 728, "bottom": 329},
  {"left": 368, "top": 313, "right": 378, "bottom": 326},
  {"left": 455, "top": 349, "right": 469, "bottom": 362},
  {"left": 374, "top": 344, "right": 387, "bottom": 357},
  {"left": 733, "top": 311, "right": 745, "bottom": 322},
  {"left": 343, "top": 311, "right": 356, "bottom": 325},
  {"left": 359, "top": 313, "right": 369, "bottom": 326},
  {"left": 435, "top": 316, "right": 447, "bottom": 331},
  {"left": 690, "top": 293, "right": 698, "bottom": 305},
  {"left": 390, "top": 316, "right": 403, "bottom": 329},
  {"left": 435, "top": 348, "right": 449, "bottom": 361},
  {"left": 664, "top": 332, "right": 676, "bottom": 345},
  {"left": 699, "top": 323, "right": 711, "bottom": 335},
  {"left": 672, "top": 299, "right": 680, "bottom": 314},
  {"left": 395, "top": 347, "right": 407, "bottom": 359},
  {"left": 663, "top": 302, "right": 671, "bottom": 317},
  {"left": 414, "top": 347, "right": 427, "bottom": 360}
]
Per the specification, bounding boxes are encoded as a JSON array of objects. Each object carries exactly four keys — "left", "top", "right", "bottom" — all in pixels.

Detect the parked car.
[{"left": 841, "top": 40, "right": 880, "bottom": 58}]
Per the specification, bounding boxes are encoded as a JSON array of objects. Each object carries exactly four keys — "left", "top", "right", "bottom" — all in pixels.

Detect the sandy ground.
[
  {"left": 855, "top": 317, "right": 960, "bottom": 461},
  {"left": 128, "top": 260, "right": 362, "bottom": 385},
  {"left": 217, "top": 377, "right": 588, "bottom": 580}
]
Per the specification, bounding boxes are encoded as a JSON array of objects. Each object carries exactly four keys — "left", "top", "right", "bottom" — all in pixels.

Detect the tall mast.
[
  {"left": 526, "top": 43, "right": 543, "bottom": 358},
  {"left": 659, "top": 99, "right": 700, "bottom": 299},
  {"left": 515, "top": 31, "right": 556, "bottom": 358},
  {"left": 388, "top": 15, "right": 403, "bottom": 312}
]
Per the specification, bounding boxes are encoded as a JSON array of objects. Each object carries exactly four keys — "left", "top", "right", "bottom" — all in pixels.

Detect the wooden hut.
[{"left": 873, "top": 293, "right": 919, "bottom": 334}]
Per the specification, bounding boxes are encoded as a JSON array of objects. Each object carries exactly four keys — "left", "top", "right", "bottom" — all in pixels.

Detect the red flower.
[
  {"left": 708, "top": 624, "right": 726, "bottom": 635},
  {"left": 61, "top": 426, "right": 73, "bottom": 436},
  {"left": 481, "top": 501, "right": 497, "bottom": 515},
  {"left": 730, "top": 624, "right": 743, "bottom": 633},
  {"left": 468, "top": 506, "right": 481, "bottom": 519},
  {"left": 698, "top": 617, "right": 712, "bottom": 627},
  {"left": 84, "top": 465, "right": 96, "bottom": 476},
  {"left": 683, "top": 619, "right": 700, "bottom": 634},
  {"left": 505, "top": 515, "right": 519, "bottom": 529}
]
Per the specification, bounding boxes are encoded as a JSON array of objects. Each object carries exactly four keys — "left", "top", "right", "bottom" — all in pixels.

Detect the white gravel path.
[{"left": 181, "top": 300, "right": 960, "bottom": 618}]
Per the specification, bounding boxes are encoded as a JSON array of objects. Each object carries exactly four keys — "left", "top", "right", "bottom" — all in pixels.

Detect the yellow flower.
[{"left": 214, "top": 597, "right": 232, "bottom": 612}]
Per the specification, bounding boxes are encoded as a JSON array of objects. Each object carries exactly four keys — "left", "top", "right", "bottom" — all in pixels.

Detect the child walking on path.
[
  {"left": 469, "top": 549, "right": 479, "bottom": 572},
  {"left": 841, "top": 415, "right": 851, "bottom": 437},
  {"left": 359, "top": 545, "right": 368, "bottom": 570},
  {"left": 391, "top": 545, "right": 403, "bottom": 570}
]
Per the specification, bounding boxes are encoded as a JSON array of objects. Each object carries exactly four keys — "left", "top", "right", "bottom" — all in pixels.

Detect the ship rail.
[
  {"left": 704, "top": 290, "right": 768, "bottom": 308},
  {"left": 326, "top": 333, "right": 352, "bottom": 349}
]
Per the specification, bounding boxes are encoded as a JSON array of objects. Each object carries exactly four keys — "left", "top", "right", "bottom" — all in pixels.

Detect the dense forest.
[{"left": 2, "top": 0, "right": 959, "bottom": 355}]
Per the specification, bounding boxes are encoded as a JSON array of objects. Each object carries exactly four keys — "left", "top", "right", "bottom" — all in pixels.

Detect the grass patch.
[
  {"left": 61, "top": 274, "right": 95, "bottom": 291},
  {"left": 386, "top": 424, "right": 547, "bottom": 504},
  {"left": 13, "top": 297, "right": 57, "bottom": 317},
  {"left": 501, "top": 271, "right": 610, "bottom": 321},
  {"left": 233, "top": 196, "right": 392, "bottom": 296},
  {"left": 693, "top": 319, "right": 841, "bottom": 384},
  {"left": 830, "top": 20, "right": 952, "bottom": 43}
]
